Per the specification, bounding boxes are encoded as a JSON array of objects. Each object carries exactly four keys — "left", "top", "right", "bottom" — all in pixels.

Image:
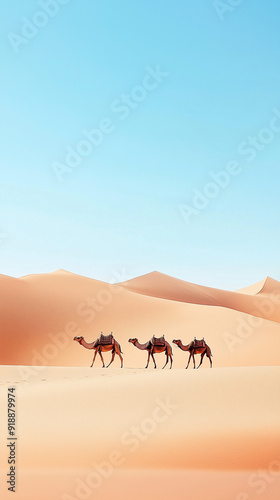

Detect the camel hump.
[
  {"left": 152, "top": 335, "right": 165, "bottom": 346},
  {"left": 192, "top": 337, "right": 206, "bottom": 348},
  {"left": 98, "top": 333, "right": 114, "bottom": 345}
]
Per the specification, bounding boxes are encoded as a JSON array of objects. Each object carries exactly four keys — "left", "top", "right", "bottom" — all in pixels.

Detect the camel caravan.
[{"left": 73, "top": 333, "right": 213, "bottom": 369}]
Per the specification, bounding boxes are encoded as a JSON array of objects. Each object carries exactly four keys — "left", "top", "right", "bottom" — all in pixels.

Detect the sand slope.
[{"left": 0, "top": 270, "right": 280, "bottom": 368}]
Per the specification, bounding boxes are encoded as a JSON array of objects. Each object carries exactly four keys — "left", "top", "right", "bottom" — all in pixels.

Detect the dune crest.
[
  {"left": 257, "top": 276, "right": 280, "bottom": 295},
  {"left": 236, "top": 277, "right": 267, "bottom": 295}
]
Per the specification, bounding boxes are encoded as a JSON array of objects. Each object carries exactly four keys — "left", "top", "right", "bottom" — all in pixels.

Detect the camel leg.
[
  {"left": 107, "top": 351, "right": 115, "bottom": 368},
  {"left": 186, "top": 352, "right": 192, "bottom": 369},
  {"left": 118, "top": 352, "right": 124, "bottom": 368},
  {"left": 151, "top": 351, "right": 157, "bottom": 369},
  {"left": 145, "top": 351, "right": 151, "bottom": 369},
  {"left": 90, "top": 349, "right": 98, "bottom": 367},
  {"left": 162, "top": 353, "right": 169, "bottom": 369},
  {"left": 208, "top": 353, "right": 213, "bottom": 368},
  {"left": 98, "top": 350, "right": 105, "bottom": 368},
  {"left": 192, "top": 352, "right": 196, "bottom": 369},
  {"left": 170, "top": 354, "right": 173, "bottom": 369},
  {"left": 167, "top": 347, "right": 173, "bottom": 369},
  {"left": 197, "top": 351, "right": 206, "bottom": 369},
  {"left": 114, "top": 343, "right": 123, "bottom": 368}
]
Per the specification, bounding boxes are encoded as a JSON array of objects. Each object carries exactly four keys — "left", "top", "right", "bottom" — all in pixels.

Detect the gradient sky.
[{"left": 1, "top": 0, "right": 280, "bottom": 289}]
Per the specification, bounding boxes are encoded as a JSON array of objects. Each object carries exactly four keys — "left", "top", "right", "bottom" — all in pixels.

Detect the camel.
[
  {"left": 172, "top": 339, "right": 213, "bottom": 369},
  {"left": 73, "top": 336, "right": 123, "bottom": 368},
  {"left": 128, "top": 337, "right": 173, "bottom": 369}
]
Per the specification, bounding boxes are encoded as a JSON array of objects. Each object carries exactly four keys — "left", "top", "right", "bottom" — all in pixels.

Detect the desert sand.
[
  {"left": 0, "top": 271, "right": 279, "bottom": 499},
  {"left": 0, "top": 365, "right": 280, "bottom": 499}
]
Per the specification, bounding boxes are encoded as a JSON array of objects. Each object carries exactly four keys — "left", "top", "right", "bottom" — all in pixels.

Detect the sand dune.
[
  {"left": 0, "top": 270, "right": 280, "bottom": 369},
  {"left": 120, "top": 272, "right": 280, "bottom": 321}
]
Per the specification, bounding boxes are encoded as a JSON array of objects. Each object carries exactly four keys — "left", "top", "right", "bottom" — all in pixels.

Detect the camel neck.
[
  {"left": 80, "top": 339, "right": 96, "bottom": 349},
  {"left": 135, "top": 340, "right": 150, "bottom": 350},
  {"left": 178, "top": 341, "right": 190, "bottom": 351}
]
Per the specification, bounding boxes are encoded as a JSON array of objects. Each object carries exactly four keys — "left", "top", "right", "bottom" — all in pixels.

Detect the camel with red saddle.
[
  {"left": 73, "top": 333, "right": 123, "bottom": 368},
  {"left": 173, "top": 337, "right": 213, "bottom": 369},
  {"left": 128, "top": 335, "right": 173, "bottom": 369}
]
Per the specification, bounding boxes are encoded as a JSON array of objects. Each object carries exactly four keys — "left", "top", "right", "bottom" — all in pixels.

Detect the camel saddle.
[
  {"left": 96, "top": 333, "right": 114, "bottom": 346},
  {"left": 191, "top": 338, "right": 206, "bottom": 349},
  {"left": 152, "top": 335, "right": 165, "bottom": 346}
]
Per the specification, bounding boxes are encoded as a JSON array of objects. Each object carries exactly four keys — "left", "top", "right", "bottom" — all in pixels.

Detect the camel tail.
[
  {"left": 207, "top": 344, "right": 213, "bottom": 357},
  {"left": 114, "top": 340, "right": 123, "bottom": 354}
]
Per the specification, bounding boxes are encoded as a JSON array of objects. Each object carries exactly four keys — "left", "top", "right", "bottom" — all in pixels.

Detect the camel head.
[
  {"left": 172, "top": 339, "right": 181, "bottom": 346},
  {"left": 128, "top": 338, "right": 137, "bottom": 344},
  {"left": 73, "top": 336, "right": 84, "bottom": 344}
]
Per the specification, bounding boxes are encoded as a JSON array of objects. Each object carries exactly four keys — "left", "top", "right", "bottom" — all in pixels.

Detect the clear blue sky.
[{"left": 1, "top": 0, "right": 280, "bottom": 289}]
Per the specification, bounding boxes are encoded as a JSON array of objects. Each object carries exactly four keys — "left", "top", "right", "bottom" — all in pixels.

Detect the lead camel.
[{"left": 73, "top": 336, "right": 123, "bottom": 368}]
